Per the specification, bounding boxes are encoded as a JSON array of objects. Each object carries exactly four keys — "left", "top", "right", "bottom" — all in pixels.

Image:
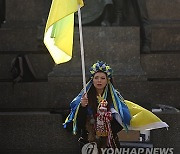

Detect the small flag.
[{"left": 44, "top": 0, "right": 84, "bottom": 64}]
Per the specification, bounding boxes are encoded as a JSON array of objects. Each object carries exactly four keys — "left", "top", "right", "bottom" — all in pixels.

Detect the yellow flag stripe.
[
  {"left": 44, "top": 0, "right": 84, "bottom": 64},
  {"left": 124, "top": 100, "right": 168, "bottom": 129},
  {"left": 45, "top": 0, "right": 84, "bottom": 32}
]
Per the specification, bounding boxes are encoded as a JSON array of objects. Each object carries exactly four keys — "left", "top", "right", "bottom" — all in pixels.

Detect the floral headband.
[{"left": 89, "top": 61, "right": 113, "bottom": 79}]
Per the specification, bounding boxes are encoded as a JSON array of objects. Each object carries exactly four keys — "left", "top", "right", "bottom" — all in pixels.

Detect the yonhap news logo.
[
  {"left": 81, "top": 142, "right": 98, "bottom": 154},
  {"left": 81, "top": 147, "right": 174, "bottom": 154},
  {"left": 100, "top": 148, "right": 174, "bottom": 154}
]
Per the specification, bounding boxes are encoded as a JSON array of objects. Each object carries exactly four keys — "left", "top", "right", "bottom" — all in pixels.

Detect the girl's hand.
[{"left": 81, "top": 93, "right": 88, "bottom": 107}]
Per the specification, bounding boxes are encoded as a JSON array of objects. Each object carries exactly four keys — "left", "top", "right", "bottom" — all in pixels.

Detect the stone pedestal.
[
  {"left": 150, "top": 22, "right": 180, "bottom": 51},
  {"left": 0, "top": 28, "right": 39, "bottom": 52},
  {"left": 147, "top": 0, "right": 180, "bottom": 21},
  {"left": 151, "top": 113, "right": 180, "bottom": 154},
  {"left": 48, "top": 27, "right": 146, "bottom": 83},
  {"left": 147, "top": 0, "right": 180, "bottom": 52},
  {"left": 3, "top": 0, "right": 48, "bottom": 28},
  {"left": 1, "top": 0, "right": 52, "bottom": 50},
  {"left": 0, "top": 113, "right": 79, "bottom": 153}
]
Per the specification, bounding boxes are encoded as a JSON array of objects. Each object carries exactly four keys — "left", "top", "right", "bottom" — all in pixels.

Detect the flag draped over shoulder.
[{"left": 44, "top": 0, "right": 84, "bottom": 64}]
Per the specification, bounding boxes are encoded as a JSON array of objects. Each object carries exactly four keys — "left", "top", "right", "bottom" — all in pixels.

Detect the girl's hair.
[{"left": 87, "top": 77, "right": 114, "bottom": 115}]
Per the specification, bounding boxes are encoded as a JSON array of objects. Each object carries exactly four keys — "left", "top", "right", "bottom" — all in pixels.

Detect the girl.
[{"left": 64, "top": 61, "right": 168, "bottom": 153}]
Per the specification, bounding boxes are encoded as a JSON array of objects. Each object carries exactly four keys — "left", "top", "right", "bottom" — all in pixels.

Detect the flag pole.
[{"left": 78, "top": 5, "right": 86, "bottom": 93}]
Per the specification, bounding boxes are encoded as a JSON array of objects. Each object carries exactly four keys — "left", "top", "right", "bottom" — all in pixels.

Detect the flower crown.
[{"left": 90, "top": 61, "right": 112, "bottom": 79}]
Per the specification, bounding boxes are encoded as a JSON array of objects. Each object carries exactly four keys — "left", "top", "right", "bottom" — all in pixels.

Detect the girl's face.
[{"left": 93, "top": 72, "right": 108, "bottom": 94}]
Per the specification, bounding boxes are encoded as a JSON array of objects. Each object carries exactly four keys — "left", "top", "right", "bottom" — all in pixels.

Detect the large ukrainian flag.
[{"left": 44, "top": 0, "right": 84, "bottom": 64}]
